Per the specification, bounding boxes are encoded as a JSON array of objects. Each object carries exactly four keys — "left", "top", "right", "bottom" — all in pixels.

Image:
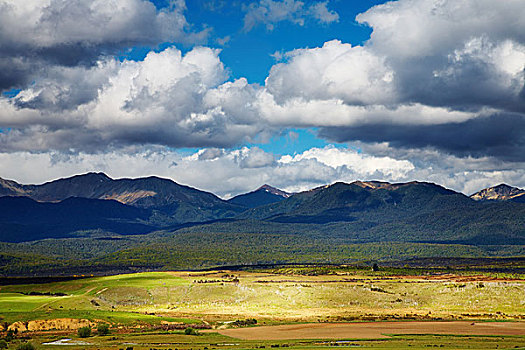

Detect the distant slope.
[
  {"left": 228, "top": 184, "right": 291, "bottom": 208},
  {"left": 0, "top": 196, "right": 155, "bottom": 242},
  {"left": 0, "top": 173, "right": 244, "bottom": 224},
  {"left": 0, "top": 176, "right": 524, "bottom": 249},
  {"left": 471, "top": 184, "right": 525, "bottom": 203},
  {"left": 0, "top": 177, "right": 30, "bottom": 196},
  {"left": 233, "top": 181, "right": 525, "bottom": 245},
  {"left": 0, "top": 179, "right": 524, "bottom": 275},
  {"left": 239, "top": 181, "right": 469, "bottom": 221}
]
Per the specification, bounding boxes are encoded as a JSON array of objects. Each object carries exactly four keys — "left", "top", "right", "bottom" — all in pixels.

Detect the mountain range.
[{"left": 0, "top": 173, "right": 523, "bottom": 275}]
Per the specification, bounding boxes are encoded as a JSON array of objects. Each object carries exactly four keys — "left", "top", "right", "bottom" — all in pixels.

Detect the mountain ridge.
[
  {"left": 1, "top": 172, "right": 523, "bottom": 203},
  {"left": 0, "top": 172, "right": 244, "bottom": 225}
]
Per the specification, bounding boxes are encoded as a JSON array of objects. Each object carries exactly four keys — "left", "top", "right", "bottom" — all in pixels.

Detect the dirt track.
[{"left": 218, "top": 321, "right": 525, "bottom": 340}]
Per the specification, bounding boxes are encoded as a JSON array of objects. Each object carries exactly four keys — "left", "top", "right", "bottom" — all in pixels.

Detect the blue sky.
[
  {"left": 178, "top": 0, "right": 387, "bottom": 83},
  {"left": 0, "top": 0, "right": 523, "bottom": 196}
]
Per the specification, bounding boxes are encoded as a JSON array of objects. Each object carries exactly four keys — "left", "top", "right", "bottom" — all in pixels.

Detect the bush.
[
  {"left": 0, "top": 340, "right": 7, "bottom": 349},
  {"left": 5, "top": 330, "right": 14, "bottom": 342},
  {"left": 16, "top": 343, "right": 35, "bottom": 350},
  {"left": 184, "top": 327, "right": 198, "bottom": 335},
  {"left": 97, "top": 323, "right": 109, "bottom": 335},
  {"left": 232, "top": 318, "right": 257, "bottom": 327},
  {"left": 77, "top": 326, "right": 91, "bottom": 338}
]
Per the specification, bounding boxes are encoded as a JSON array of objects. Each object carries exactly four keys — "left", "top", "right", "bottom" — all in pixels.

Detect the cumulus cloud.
[
  {"left": 257, "top": 93, "right": 484, "bottom": 127},
  {"left": 279, "top": 146, "right": 414, "bottom": 179},
  {"left": 242, "top": 0, "right": 339, "bottom": 31},
  {"left": 265, "top": 40, "right": 395, "bottom": 105},
  {"left": 356, "top": 0, "right": 525, "bottom": 111},
  {"left": 198, "top": 148, "right": 225, "bottom": 161},
  {"left": 0, "top": 47, "right": 265, "bottom": 152},
  {"left": 237, "top": 147, "right": 276, "bottom": 168},
  {"left": 257, "top": 1, "right": 525, "bottom": 161},
  {"left": 0, "top": 0, "right": 207, "bottom": 90},
  {"left": 1, "top": 0, "right": 524, "bottom": 194}
]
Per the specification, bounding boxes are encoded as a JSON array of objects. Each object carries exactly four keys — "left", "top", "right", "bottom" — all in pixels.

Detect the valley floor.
[{"left": 0, "top": 266, "right": 524, "bottom": 348}]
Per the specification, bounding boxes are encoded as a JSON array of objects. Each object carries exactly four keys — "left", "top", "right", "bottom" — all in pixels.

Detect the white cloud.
[
  {"left": 357, "top": 0, "right": 525, "bottom": 59},
  {"left": 266, "top": 40, "right": 395, "bottom": 105},
  {"left": 242, "top": 0, "right": 339, "bottom": 31},
  {"left": 0, "top": 0, "right": 208, "bottom": 90},
  {"left": 355, "top": 0, "right": 525, "bottom": 111},
  {"left": 198, "top": 148, "right": 224, "bottom": 161},
  {"left": 308, "top": 1, "right": 339, "bottom": 24},
  {"left": 237, "top": 147, "right": 276, "bottom": 168},
  {"left": 257, "top": 92, "right": 484, "bottom": 127},
  {"left": 0, "top": 47, "right": 265, "bottom": 152},
  {"left": 1, "top": 0, "right": 524, "bottom": 182},
  {"left": 0, "top": 0, "right": 193, "bottom": 48},
  {"left": 279, "top": 145, "right": 414, "bottom": 178}
]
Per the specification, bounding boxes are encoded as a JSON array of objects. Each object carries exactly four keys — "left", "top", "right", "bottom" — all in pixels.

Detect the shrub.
[
  {"left": 184, "top": 327, "right": 198, "bottom": 335},
  {"left": 16, "top": 343, "right": 35, "bottom": 350},
  {"left": 77, "top": 326, "right": 91, "bottom": 338},
  {"left": 97, "top": 323, "right": 110, "bottom": 335},
  {"left": 0, "top": 340, "right": 7, "bottom": 349},
  {"left": 232, "top": 318, "right": 258, "bottom": 327},
  {"left": 5, "top": 330, "right": 14, "bottom": 342}
]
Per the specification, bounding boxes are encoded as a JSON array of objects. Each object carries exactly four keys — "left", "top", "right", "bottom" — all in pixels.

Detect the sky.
[{"left": 0, "top": 0, "right": 524, "bottom": 198}]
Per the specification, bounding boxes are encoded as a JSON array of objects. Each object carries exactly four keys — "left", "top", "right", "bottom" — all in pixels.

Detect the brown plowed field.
[{"left": 218, "top": 321, "right": 525, "bottom": 340}]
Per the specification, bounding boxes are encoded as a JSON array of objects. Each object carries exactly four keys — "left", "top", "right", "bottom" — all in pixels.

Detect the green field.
[
  {"left": 1, "top": 269, "right": 525, "bottom": 323},
  {"left": 0, "top": 267, "right": 524, "bottom": 349}
]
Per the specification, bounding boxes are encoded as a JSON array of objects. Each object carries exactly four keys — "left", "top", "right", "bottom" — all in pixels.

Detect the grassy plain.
[{"left": 0, "top": 267, "right": 524, "bottom": 349}]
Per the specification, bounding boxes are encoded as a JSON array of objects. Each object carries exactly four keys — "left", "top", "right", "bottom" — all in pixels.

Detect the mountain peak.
[
  {"left": 470, "top": 184, "right": 525, "bottom": 201},
  {"left": 228, "top": 184, "right": 291, "bottom": 208},
  {"left": 75, "top": 172, "right": 112, "bottom": 181},
  {"left": 46, "top": 172, "right": 112, "bottom": 185},
  {"left": 257, "top": 184, "right": 292, "bottom": 198}
]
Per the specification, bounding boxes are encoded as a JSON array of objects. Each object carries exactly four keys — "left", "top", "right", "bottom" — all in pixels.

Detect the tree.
[
  {"left": 184, "top": 327, "right": 198, "bottom": 335},
  {"left": 77, "top": 326, "right": 91, "bottom": 338},
  {"left": 97, "top": 323, "right": 109, "bottom": 335}
]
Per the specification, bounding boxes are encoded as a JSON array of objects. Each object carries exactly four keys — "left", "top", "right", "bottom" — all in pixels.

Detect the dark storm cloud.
[
  {"left": 320, "top": 113, "right": 525, "bottom": 162},
  {"left": 390, "top": 49, "right": 525, "bottom": 114}
]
